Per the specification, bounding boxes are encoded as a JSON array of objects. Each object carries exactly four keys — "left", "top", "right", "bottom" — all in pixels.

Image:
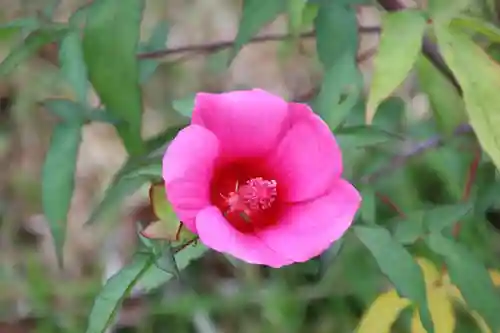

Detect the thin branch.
[
  {"left": 361, "top": 123, "right": 473, "bottom": 184},
  {"left": 137, "top": 26, "right": 381, "bottom": 59}
]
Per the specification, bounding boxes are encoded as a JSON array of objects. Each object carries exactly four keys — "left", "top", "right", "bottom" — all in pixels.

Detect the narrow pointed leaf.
[
  {"left": 425, "top": 233, "right": 500, "bottom": 332},
  {"left": 355, "top": 289, "right": 411, "bottom": 333},
  {"left": 0, "top": 26, "right": 68, "bottom": 76},
  {"left": 82, "top": 0, "right": 145, "bottom": 156},
  {"left": 230, "top": 0, "right": 285, "bottom": 63},
  {"left": 354, "top": 225, "right": 434, "bottom": 333},
  {"left": 415, "top": 55, "right": 466, "bottom": 135},
  {"left": 42, "top": 122, "right": 82, "bottom": 266},
  {"left": 139, "top": 20, "right": 168, "bottom": 83},
  {"left": 435, "top": 25, "right": 500, "bottom": 171},
  {"left": 366, "top": 10, "right": 426, "bottom": 123},
  {"left": 314, "top": 2, "right": 358, "bottom": 70},
  {"left": 86, "top": 253, "right": 154, "bottom": 333},
  {"left": 59, "top": 30, "right": 88, "bottom": 104}
]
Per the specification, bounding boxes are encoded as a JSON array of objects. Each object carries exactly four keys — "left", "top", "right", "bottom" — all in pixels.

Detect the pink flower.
[{"left": 162, "top": 89, "right": 361, "bottom": 268}]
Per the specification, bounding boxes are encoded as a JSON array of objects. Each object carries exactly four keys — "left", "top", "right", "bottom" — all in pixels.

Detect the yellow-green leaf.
[
  {"left": 356, "top": 289, "right": 411, "bottom": 333},
  {"left": 435, "top": 24, "right": 500, "bottom": 171},
  {"left": 415, "top": 55, "right": 466, "bottom": 135},
  {"left": 144, "top": 183, "right": 196, "bottom": 242},
  {"left": 411, "top": 259, "right": 455, "bottom": 333},
  {"left": 366, "top": 10, "right": 426, "bottom": 124},
  {"left": 428, "top": 0, "right": 473, "bottom": 23}
]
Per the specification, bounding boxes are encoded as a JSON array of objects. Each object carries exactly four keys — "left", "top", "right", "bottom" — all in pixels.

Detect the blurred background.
[{"left": 1, "top": 0, "right": 499, "bottom": 332}]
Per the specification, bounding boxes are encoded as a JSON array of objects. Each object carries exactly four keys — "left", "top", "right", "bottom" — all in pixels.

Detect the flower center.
[
  {"left": 210, "top": 159, "right": 283, "bottom": 233},
  {"left": 223, "top": 177, "right": 278, "bottom": 216}
]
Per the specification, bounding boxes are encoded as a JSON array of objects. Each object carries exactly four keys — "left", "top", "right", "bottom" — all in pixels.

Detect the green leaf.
[
  {"left": 42, "top": 0, "right": 62, "bottom": 20},
  {"left": 139, "top": 20, "right": 168, "bottom": 83},
  {"left": 141, "top": 183, "right": 196, "bottom": 242},
  {"left": 425, "top": 233, "right": 500, "bottom": 332},
  {"left": 428, "top": 0, "right": 472, "bottom": 22},
  {"left": 318, "top": 237, "right": 345, "bottom": 277},
  {"left": 42, "top": 122, "right": 82, "bottom": 267},
  {"left": 172, "top": 95, "right": 195, "bottom": 118},
  {"left": 314, "top": 2, "right": 357, "bottom": 70},
  {"left": 354, "top": 225, "right": 434, "bottom": 333},
  {"left": 451, "top": 16, "right": 500, "bottom": 44},
  {"left": 0, "top": 26, "right": 68, "bottom": 77},
  {"left": 287, "top": 0, "right": 307, "bottom": 36},
  {"left": 230, "top": 0, "right": 285, "bottom": 64},
  {"left": 138, "top": 244, "right": 208, "bottom": 291},
  {"left": 415, "top": 55, "right": 466, "bottom": 135},
  {"left": 359, "top": 187, "right": 376, "bottom": 224},
  {"left": 82, "top": 0, "right": 145, "bottom": 156},
  {"left": 86, "top": 253, "right": 154, "bottom": 333},
  {"left": 312, "top": 52, "right": 363, "bottom": 130},
  {"left": 43, "top": 99, "right": 86, "bottom": 123},
  {"left": 435, "top": 24, "right": 500, "bottom": 172},
  {"left": 392, "top": 203, "right": 473, "bottom": 244},
  {"left": 0, "top": 17, "right": 40, "bottom": 37},
  {"left": 59, "top": 30, "right": 88, "bottom": 104},
  {"left": 335, "top": 125, "right": 403, "bottom": 148},
  {"left": 86, "top": 125, "right": 185, "bottom": 226},
  {"left": 366, "top": 10, "right": 427, "bottom": 123}
]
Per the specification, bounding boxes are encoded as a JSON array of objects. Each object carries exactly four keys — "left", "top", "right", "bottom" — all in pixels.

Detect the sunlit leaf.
[
  {"left": 428, "top": 0, "right": 473, "bottom": 22},
  {"left": 411, "top": 258, "right": 455, "bottom": 333},
  {"left": 230, "top": 0, "right": 285, "bottom": 64},
  {"left": 141, "top": 183, "right": 196, "bottom": 242},
  {"left": 451, "top": 16, "right": 500, "bottom": 44},
  {"left": 83, "top": 0, "right": 145, "bottom": 156},
  {"left": 366, "top": 10, "right": 426, "bottom": 124},
  {"left": 354, "top": 225, "right": 434, "bottom": 333},
  {"left": 415, "top": 55, "right": 466, "bottom": 135},
  {"left": 356, "top": 289, "right": 410, "bottom": 333},
  {"left": 435, "top": 24, "right": 500, "bottom": 172},
  {"left": 426, "top": 233, "right": 500, "bottom": 332},
  {"left": 286, "top": 0, "right": 307, "bottom": 37},
  {"left": 42, "top": 122, "right": 82, "bottom": 266},
  {"left": 86, "top": 253, "right": 154, "bottom": 333}
]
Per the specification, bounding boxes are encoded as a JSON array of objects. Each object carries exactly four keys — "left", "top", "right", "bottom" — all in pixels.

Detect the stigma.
[{"left": 222, "top": 177, "right": 278, "bottom": 216}]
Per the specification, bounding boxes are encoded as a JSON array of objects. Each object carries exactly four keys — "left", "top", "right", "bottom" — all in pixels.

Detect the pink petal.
[
  {"left": 162, "top": 125, "right": 220, "bottom": 232},
  {"left": 258, "top": 179, "right": 361, "bottom": 262},
  {"left": 267, "top": 103, "right": 343, "bottom": 203},
  {"left": 191, "top": 89, "right": 289, "bottom": 158},
  {"left": 195, "top": 206, "right": 293, "bottom": 268}
]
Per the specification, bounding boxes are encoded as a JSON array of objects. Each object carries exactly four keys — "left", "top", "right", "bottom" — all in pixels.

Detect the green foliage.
[
  {"left": 435, "top": 23, "right": 500, "bottom": 172},
  {"left": 0, "top": 25, "right": 68, "bottom": 76},
  {"left": 426, "top": 233, "right": 500, "bottom": 332},
  {"left": 354, "top": 225, "right": 435, "bottom": 333},
  {"left": 5, "top": 0, "right": 500, "bottom": 332},
  {"left": 415, "top": 55, "right": 466, "bottom": 135},
  {"left": 367, "top": 10, "right": 427, "bottom": 123},
  {"left": 230, "top": 0, "right": 285, "bottom": 64},
  {"left": 85, "top": 253, "right": 155, "bottom": 333},
  {"left": 82, "top": 0, "right": 145, "bottom": 156},
  {"left": 139, "top": 20, "right": 169, "bottom": 83},
  {"left": 41, "top": 120, "right": 83, "bottom": 267},
  {"left": 59, "top": 30, "right": 88, "bottom": 104}
]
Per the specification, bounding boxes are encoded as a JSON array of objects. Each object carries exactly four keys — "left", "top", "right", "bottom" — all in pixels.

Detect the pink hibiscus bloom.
[{"left": 163, "top": 89, "right": 361, "bottom": 268}]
